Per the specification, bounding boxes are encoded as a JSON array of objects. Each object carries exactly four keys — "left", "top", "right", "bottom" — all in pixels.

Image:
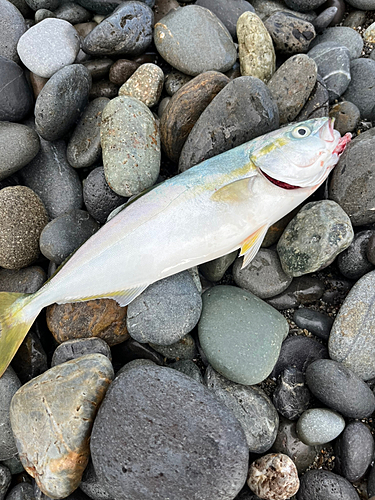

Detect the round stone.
[
  {"left": 343, "top": 9, "right": 367, "bottom": 28},
  {"left": 293, "top": 308, "right": 333, "bottom": 341},
  {"left": 337, "top": 230, "right": 375, "bottom": 281},
  {"left": 284, "top": 0, "right": 326, "bottom": 11},
  {"left": 297, "top": 470, "right": 360, "bottom": 500},
  {"left": 89, "top": 79, "right": 118, "bottom": 100},
  {"left": 0, "top": 0, "right": 26, "bottom": 63},
  {"left": 312, "top": 7, "right": 338, "bottom": 33},
  {"left": 0, "top": 266, "right": 46, "bottom": 294},
  {"left": 264, "top": 12, "right": 316, "bottom": 55},
  {"left": 0, "top": 464, "right": 11, "bottom": 500},
  {"left": 80, "top": 460, "right": 112, "bottom": 500},
  {"left": 0, "top": 367, "right": 21, "bottom": 461},
  {"left": 4, "top": 484, "right": 34, "bottom": 500},
  {"left": 0, "top": 56, "right": 33, "bottom": 122},
  {"left": 367, "top": 233, "right": 375, "bottom": 265},
  {"left": 109, "top": 58, "right": 140, "bottom": 86},
  {"left": 51, "top": 338, "right": 112, "bottom": 367},
  {"left": 309, "top": 27, "right": 363, "bottom": 59},
  {"left": 119, "top": 63, "right": 164, "bottom": 108},
  {"left": 198, "top": 285, "right": 288, "bottom": 385},
  {"left": 154, "top": 5, "right": 237, "bottom": 76},
  {"left": 101, "top": 95, "right": 160, "bottom": 197},
  {"left": 17, "top": 18, "right": 80, "bottom": 78},
  {"left": 251, "top": 0, "right": 317, "bottom": 21},
  {"left": 342, "top": 58, "right": 375, "bottom": 120},
  {"left": 277, "top": 200, "right": 354, "bottom": 277},
  {"left": 325, "top": 0, "right": 346, "bottom": 25},
  {"left": 83, "top": 58, "right": 113, "bottom": 81},
  {"left": 329, "top": 101, "right": 360, "bottom": 135},
  {"left": 273, "top": 367, "right": 312, "bottom": 421},
  {"left": 247, "top": 453, "right": 299, "bottom": 500},
  {"left": 296, "top": 408, "right": 345, "bottom": 446},
  {"left": 237, "top": 11, "right": 276, "bottom": 83},
  {"left": 90, "top": 365, "right": 249, "bottom": 500},
  {"left": 296, "top": 74, "right": 329, "bottom": 121}
]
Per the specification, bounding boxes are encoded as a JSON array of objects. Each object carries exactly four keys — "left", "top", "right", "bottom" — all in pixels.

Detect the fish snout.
[{"left": 319, "top": 117, "right": 335, "bottom": 142}]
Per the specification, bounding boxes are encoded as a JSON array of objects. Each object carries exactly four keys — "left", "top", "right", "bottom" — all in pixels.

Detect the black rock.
[
  {"left": 267, "top": 275, "right": 324, "bottom": 310},
  {"left": 0, "top": 56, "right": 33, "bottom": 122},
  {"left": 264, "top": 12, "right": 316, "bottom": 54},
  {"left": 297, "top": 469, "right": 360, "bottom": 500},
  {"left": 338, "top": 230, "right": 375, "bottom": 280},
  {"left": 11, "top": 329, "right": 48, "bottom": 384},
  {"left": 343, "top": 58, "right": 375, "bottom": 120},
  {"left": 293, "top": 308, "right": 333, "bottom": 340},
  {"left": 296, "top": 74, "right": 329, "bottom": 120},
  {"left": 273, "top": 367, "right": 313, "bottom": 420},
  {"left": 0, "top": 464, "right": 11, "bottom": 500},
  {"left": 283, "top": 0, "right": 326, "bottom": 12},
  {"left": 52, "top": 338, "right": 112, "bottom": 367},
  {"left": 306, "top": 359, "right": 375, "bottom": 418},
  {"left": 111, "top": 338, "right": 164, "bottom": 369},
  {"left": 5, "top": 484, "right": 36, "bottom": 500},
  {"left": 83, "top": 58, "right": 113, "bottom": 81},
  {"left": 0, "top": 266, "right": 46, "bottom": 294}
]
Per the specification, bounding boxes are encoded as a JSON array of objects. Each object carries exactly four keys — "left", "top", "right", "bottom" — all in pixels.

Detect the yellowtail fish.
[{"left": 0, "top": 117, "right": 351, "bottom": 377}]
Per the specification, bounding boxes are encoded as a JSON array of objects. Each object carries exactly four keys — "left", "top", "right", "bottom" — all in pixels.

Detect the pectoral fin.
[
  {"left": 240, "top": 224, "right": 269, "bottom": 269},
  {"left": 58, "top": 284, "right": 149, "bottom": 307},
  {"left": 211, "top": 177, "right": 256, "bottom": 203}
]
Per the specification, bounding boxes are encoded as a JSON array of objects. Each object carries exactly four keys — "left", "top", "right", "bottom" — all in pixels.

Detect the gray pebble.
[
  {"left": 80, "top": 460, "right": 113, "bottom": 500},
  {"left": 267, "top": 275, "right": 324, "bottom": 310},
  {"left": 296, "top": 408, "right": 345, "bottom": 446},
  {"left": 310, "top": 26, "right": 363, "bottom": 59},
  {"left": 4, "top": 484, "right": 35, "bottom": 500},
  {"left": 0, "top": 367, "right": 21, "bottom": 461},
  {"left": 343, "top": 9, "right": 367, "bottom": 28},
  {"left": 338, "top": 230, "right": 375, "bottom": 281},
  {"left": 273, "top": 367, "right": 312, "bottom": 421},
  {"left": 345, "top": 0, "right": 375, "bottom": 9},
  {"left": 0, "top": 456, "right": 24, "bottom": 475},
  {"left": 0, "top": 0, "right": 26, "bottom": 63},
  {"left": 284, "top": 0, "right": 326, "bottom": 11},
  {"left": 251, "top": 0, "right": 317, "bottom": 22},
  {"left": 0, "top": 465, "right": 11, "bottom": 500},
  {"left": 52, "top": 338, "right": 112, "bottom": 367},
  {"left": 297, "top": 469, "right": 360, "bottom": 500},
  {"left": 24, "top": 0, "right": 59, "bottom": 10},
  {"left": 367, "top": 233, "right": 375, "bottom": 265},
  {"left": 150, "top": 334, "right": 197, "bottom": 361},
  {"left": 0, "top": 56, "right": 33, "bottom": 122},
  {"left": 170, "top": 360, "right": 203, "bottom": 384},
  {"left": 293, "top": 308, "right": 333, "bottom": 340},
  {"left": 342, "top": 58, "right": 375, "bottom": 120},
  {"left": 164, "top": 70, "right": 192, "bottom": 96},
  {"left": 329, "top": 101, "right": 360, "bottom": 135},
  {"left": 34, "top": 8, "right": 55, "bottom": 22},
  {"left": 0, "top": 267, "right": 46, "bottom": 294},
  {"left": 118, "top": 63, "right": 164, "bottom": 108},
  {"left": 54, "top": 2, "right": 91, "bottom": 24},
  {"left": 83, "top": 58, "right": 113, "bottom": 81},
  {"left": 264, "top": 12, "right": 316, "bottom": 54},
  {"left": 116, "top": 358, "right": 156, "bottom": 376},
  {"left": 312, "top": 7, "right": 338, "bottom": 33},
  {"left": 296, "top": 74, "right": 329, "bottom": 120},
  {"left": 200, "top": 251, "right": 237, "bottom": 282}
]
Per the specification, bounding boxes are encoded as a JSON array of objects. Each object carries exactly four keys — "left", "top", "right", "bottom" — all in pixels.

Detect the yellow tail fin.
[{"left": 0, "top": 292, "right": 39, "bottom": 378}]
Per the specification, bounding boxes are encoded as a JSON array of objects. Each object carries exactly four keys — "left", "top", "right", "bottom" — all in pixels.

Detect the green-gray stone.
[
  {"left": 198, "top": 285, "right": 288, "bottom": 385},
  {"left": 199, "top": 250, "right": 238, "bottom": 282},
  {"left": 296, "top": 408, "right": 345, "bottom": 446},
  {"left": 277, "top": 200, "right": 354, "bottom": 277},
  {"left": 101, "top": 96, "right": 160, "bottom": 197}
]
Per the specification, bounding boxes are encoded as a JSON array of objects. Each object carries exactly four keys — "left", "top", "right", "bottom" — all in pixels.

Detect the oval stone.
[
  {"left": 297, "top": 470, "right": 360, "bottom": 500},
  {"left": 118, "top": 63, "right": 164, "bottom": 108},
  {"left": 342, "top": 58, "right": 375, "bottom": 121},
  {"left": 51, "top": 338, "right": 112, "bottom": 367},
  {"left": 296, "top": 408, "right": 345, "bottom": 446},
  {"left": 264, "top": 11, "right": 316, "bottom": 55},
  {"left": 0, "top": 56, "right": 33, "bottom": 122},
  {"left": 309, "top": 26, "right": 363, "bottom": 59},
  {"left": 198, "top": 285, "right": 288, "bottom": 385},
  {"left": 90, "top": 365, "right": 249, "bottom": 500},
  {"left": 0, "top": 0, "right": 26, "bottom": 63},
  {"left": 101, "top": 96, "right": 160, "bottom": 197},
  {"left": 154, "top": 5, "right": 237, "bottom": 76},
  {"left": 337, "top": 230, "right": 375, "bottom": 281}
]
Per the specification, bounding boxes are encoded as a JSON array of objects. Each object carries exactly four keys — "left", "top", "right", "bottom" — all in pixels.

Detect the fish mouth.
[
  {"left": 332, "top": 132, "right": 352, "bottom": 156},
  {"left": 260, "top": 171, "right": 300, "bottom": 190}
]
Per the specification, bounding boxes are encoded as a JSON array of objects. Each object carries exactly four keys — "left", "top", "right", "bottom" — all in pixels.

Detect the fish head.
[{"left": 250, "top": 117, "right": 351, "bottom": 190}]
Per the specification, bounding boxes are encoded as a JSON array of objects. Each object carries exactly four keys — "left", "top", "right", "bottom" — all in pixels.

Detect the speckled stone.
[
  {"left": 149, "top": 334, "right": 197, "bottom": 360},
  {"left": 4, "top": 484, "right": 34, "bottom": 500},
  {"left": 277, "top": 201, "right": 354, "bottom": 277},
  {"left": 296, "top": 408, "right": 345, "bottom": 446},
  {"left": 338, "top": 230, "right": 375, "bottom": 281},
  {"left": 0, "top": 56, "right": 33, "bottom": 122},
  {"left": 267, "top": 54, "right": 317, "bottom": 124},
  {"left": 293, "top": 308, "right": 333, "bottom": 340},
  {"left": 342, "top": 58, "right": 375, "bottom": 121},
  {"left": 247, "top": 453, "right": 299, "bottom": 500},
  {"left": 264, "top": 12, "right": 316, "bottom": 54},
  {"left": 199, "top": 250, "right": 237, "bottom": 282},
  {"left": 17, "top": 19, "right": 80, "bottom": 78},
  {"left": 0, "top": 464, "right": 11, "bottom": 500},
  {"left": 0, "top": 0, "right": 26, "bottom": 63},
  {"left": 10, "top": 354, "right": 114, "bottom": 499},
  {"left": 237, "top": 11, "right": 275, "bottom": 83},
  {"left": 51, "top": 338, "right": 112, "bottom": 367},
  {"left": 310, "top": 26, "right": 363, "bottom": 59},
  {"left": 284, "top": 0, "right": 326, "bottom": 10},
  {"left": 119, "top": 63, "right": 164, "bottom": 107},
  {"left": 297, "top": 470, "right": 360, "bottom": 500},
  {"left": 329, "top": 101, "right": 360, "bottom": 135},
  {"left": 343, "top": 9, "right": 367, "bottom": 28},
  {"left": 0, "top": 367, "right": 21, "bottom": 461},
  {"left": 205, "top": 365, "right": 278, "bottom": 453},
  {"left": 0, "top": 187, "right": 48, "bottom": 270},
  {"left": 154, "top": 5, "right": 237, "bottom": 76},
  {"left": 90, "top": 365, "right": 249, "bottom": 500},
  {"left": 273, "top": 367, "right": 312, "bottom": 421},
  {"left": 101, "top": 95, "right": 160, "bottom": 197},
  {"left": 198, "top": 285, "right": 288, "bottom": 385},
  {"left": 171, "top": 359, "right": 203, "bottom": 383},
  {"left": 0, "top": 266, "right": 46, "bottom": 294}
]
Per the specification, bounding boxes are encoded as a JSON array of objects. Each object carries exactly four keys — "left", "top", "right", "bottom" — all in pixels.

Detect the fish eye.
[{"left": 292, "top": 126, "right": 311, "bottom": 139}]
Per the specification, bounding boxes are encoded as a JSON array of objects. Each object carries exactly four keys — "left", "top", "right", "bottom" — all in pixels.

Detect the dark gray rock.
[
  {"left": 283, "top": 0, "right": 326, "bottom": 11},
  {"left": 79, "top": 461, "right": 113, "bottom": 500},
  {"left": 11, "top": 329, "right": 48, "bottom": 384},
  {"left": 342, "top": 58, "right": 375, "bottom": 121},
  {"left": 4, "top": 484, "right": 35, "bottom": 500},
  {"left": 296, "top": 74, "right": 329, "bottom": 120},
  {"left": 179, "top": 76, "right": 279, "bottom": 172},
  {"left": 312, "top": 7, "right": 338, "bottom": 33},
  {"left": 367, "top": 233, "right": 375, "bottom": 265},
  {"left": 83, "top": 59, "right": 113, "bottom": 81},
  {"left": 112, "top": 338, "right": 164, "bottom": 367},
  {"left": 171, "top": 360, "right": 203, "bottom": 384},
  {"left": 75, "top": 0, "right": 121, "bottom": 14},
  {"left": 264, "top": 12, "right": 316, "bottom": 54},
  {"left": 35, "top": 8, "right": 55, "bottom": 22},
  {"left": 0, "top": 122, "right": 40, "bottom": 181},
  {"left": 54, "top": 2, "right": 91, "bottom": 23},
  {"left": 0, "top": 367, "right": 21, "bottom": 461},
  {"left": 82, "top": 2, "right": 153, "bottom": 56},
  {"left": 273, "top": 367, "right": 312, "bottom": 420},
  {"left": 338, "top": 230, "right": 375, "bottom": 280},
  {"left": 334, "top": 422, "right": 374, "bottom": 482},
  {"left": 267, "top": 275, "right": 324, "bottom": 310},
  {"left": 345, "top": 0, "right": 375, "bottom": 9},
  {"left": 343, "top": 9, "right": 367, "bottom": 28},
  {"left": 205, "top": 365, "right": 279, "bottom": 453},
  {"left": 306, "top": 359, "right": 375, "bottom": 418},
  {"left": 35, "top": 64, "right": 91, "bottom": 141},
  {"left": 52, "top": 338, "right": 112, "bottom": 367},
  {"left": 297, "top": 470, "right": 360, "bottom": 500},
  {"left": 108, "top": 58, "right": 140, "bottom": 86},
  {"left": 310, "top": 27, "right": 363, "bottom": 59},
  {"left": 251, "top": 0, "right": 317, "bottom": 21},
  {"left": 329, "top": 101, "right": 360, "bottom": 135},
  {"left": 24, "top": 0, "right": 59, "bottom": 10},
  {"left": 149, "top": 334, "right": 197, "bottom": 361},
  {"left": 90, "top": 365, "right": 249, "bottom": 500},
  {"left": 0, "top": 56, "right": 33, "bottom": 122},
  {"left": 0, "top": 0, "right": 26, "bottom": 63},
  {"left": 164, "top": 70, "right": 192, "bottom": 96},
  {"left": 293, "top": 308, "right": 333, "bottom": 340},
  {"left": 0, "top": 456, "right": 24, "bottom": 475},
  {"left": 0, "top": 267, "right": 46, "bottom": 294},
  {"left": 199, "top": 251, "right": 237, "bottom": 282},
  {"left": 324, "top": 0, "right": 346, "bottom": 25},
  {"left": 368, "top": 464, "right": 375, "bottom": 498},
  {"left": 296, "top": 408, "right": 345, "bottom": 446},
  {"left": 271, "top": 335, "right": 328, "bottom": 379},
  {"left": 20, "top": 138, "right": 83, "bottom": 220},
  {"left": 0, "top": 464, "right": 11, "bottom": 500},
  {"left": 89, "top": 79, "right": 118, "bottom": 100}
]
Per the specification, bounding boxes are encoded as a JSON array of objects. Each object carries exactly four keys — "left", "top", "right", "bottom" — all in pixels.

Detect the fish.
[{"left": 0, "top": 117, "right": 351, "bottom": 377}]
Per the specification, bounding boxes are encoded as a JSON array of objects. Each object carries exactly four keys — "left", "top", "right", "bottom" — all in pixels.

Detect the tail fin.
[{"left": 0, "top": 292, "right": 39, "bottom": 378}]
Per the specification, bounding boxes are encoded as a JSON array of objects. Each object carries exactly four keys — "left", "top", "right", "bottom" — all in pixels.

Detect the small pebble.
[
  {"left": 329, "top": 101, "right": 360, "bottom": 135},
  {"left": 343, "top": 58, "right": 375, "bottom": 121},
  {"left": 264, "top": 12, "right": 316, "bottom": 54},
  {"left": 293, "top": 308, "right": 333, "bottom": 340},
  {"left": 324, "top": 0, "right": 346, "bottom": 25},
  {"left": 0, "top": 266, "right": 46, "bottom": 294},
  {"left": 119, "top": 63, "right": 164, "bottom": 107},
  {"left": 54, "top": 2, "right": 91, "bottom": 24},
  {"left": 51, "top": 338, "right": 112, "bottom": 367},
  {"left": 0, "top": 0, "right": 26, "bottom": 63},
  {"left": 345, "top": 0, "right": 375, "bottom": 9},
  {"left": 164, "top": 70, "right": 192, "bottom": 96},
  {"left": 4, "top": 484, "right": 35, "bottom": 500},
  {"left": 79, "top": 460, "right": 113, "bottom": 500},
  {"left": 267, "top": 275, "right": 324, "bottom": 310},
  {"left": 296, "top": 408, "right": 345, "bottom": 446},
  {"left": 149, "top": 334, "right": 197, "bottom": 360},
  {"left": 199, "top": 250, "right": 237, "bottom": 282},
  {"left": 283, "top": 0, "right": 326, "bottom": 11},
  {"left": 0, "top": 464, "right": 11, "bottom": 500},
  {"left": 0, "top": 367, "right": 21, "bottom": 461},
  {"left": 296, "top": 74, "right": 329, "bottom": 120},
  {"left": 170, "top": 359, "right": 203, "bottom": 383},
  {"left": 309, "top": 26, "right": 363, "bottom": 59},
  {"left": 343, "top": 9, "right": 367, "bottom": 28},
  {"left": 89, "top": 79, "right": 118, "bottom": 99},
  {"left": 11, "top": 330, "right": 48, "bottom": 383},
  {"left": 367, "top": 233, "right": 375, "bottom": 265},
  {"left": 0, "top": 56, "right": 33, "bottom": 122},
  {"left": 83, "top": 58, "right": 113, "bottom": 81},
  {"left": 297, "top": 469, "right": 360, "bottom": 500},
  {"left": 108, "top": 58, "right": 140, "bottom": 86},
  {"left": 273, "top": 367, "right": 312, "bottom": 421},
  {"left": 312, "top": 7, "right": 338, "bottom": 33},
  {"left": 338, "top": 230, "right": 375, "bottom": 281}
]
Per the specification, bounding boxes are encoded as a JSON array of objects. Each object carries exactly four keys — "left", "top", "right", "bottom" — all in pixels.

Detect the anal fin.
[
  {"left": 240, "top": 224, "right": 269, "bottom": 269},
  {"left": 58, "top": 284, "right": 149, "bottom": 307}
]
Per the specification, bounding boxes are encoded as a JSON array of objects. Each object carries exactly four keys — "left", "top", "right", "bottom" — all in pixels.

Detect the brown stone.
[
  {"left": 83, "top": 58, "right": 113, "bottom": 81},
  {"left": 153, "top": 0, "right": 179, "bottom": 24},
  {"left": 109, "top": 59, "right": 140, "bottom": 86},
  {"left": 74, "top": 21, "right": 97, "bottom": 38},
  {"left": 46, "top": 298, "right": 129, "bottom": 346},
  {"left": 89, "top": 80, "right": 118, "bottom": 100},
  {"left": 160, "top": 71, "right": 229, "bottom": 163},
  {"left": 30, "top": 72, "right": 48, "bottom": 99}
]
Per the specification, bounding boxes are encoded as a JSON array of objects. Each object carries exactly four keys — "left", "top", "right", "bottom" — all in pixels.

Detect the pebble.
[
  {"left": 329, "top": 101, "right": 360, "bottom": 135},
  {"left": 11, "top": 330, "right": 48, "bottom": 383},
  {"left": 343, "top": 58, "right": 375, "bottom": 121},
  {"left": 325, "top": 0, "right": 346, "bottom": 25},
  {"left": 293, "top": 308, "right": 333, "bottom": 340},
  {"left": 272, "top": 417, "right": 317, "bottom": 474},
  {"left": 343, "top": 9, "right": 367, "bottom": 28},
  {"left": 39, "top": 209, "right": 99, "bottom": 265},
  {"left": 82, "top": 2, "right": 153, "bottom": 56},
  {"left": 251, "top": 0, "right": 317, "bottom": 21},
  {"left": 247, "top": 453, "right": 299, "bottom": 500},
  {"left": 153, "top": 0, "right": 179, "bottom": 24},
  {"left": 312, "top": 7, "right": 338, "bottom": 33},
  {"left": 271, "top": 335, "right": 328, "bottom": 379},
  {"left": 306, "top": 359, "right": 375, "bottom": 418},
  {"left": 101, "top": 95, "right": 160, "bottom": 197},
  {"left": 10, "top": 354, "right": 114, "bottom": 499},
  {"left": 171, "top": 360, "right": 203, "bottom": 383},
  {"left": 83, "top": 58, "right": 113, "bottom": 81},
  {"left": 199, "top": 250, "right": 238, "bottom": 282},
  {"left": 24, "top": 0, "right": 59, "bottom": 10},
  {"left": 67, "top": 97, "right": 109, "bottom": 169},
  {"left": 51, "top": 338, "right": 112, "bottom": 367},
  {"left": 273, "top": 367, "right": 312, "bottom": 421},
  {"left": 20, "top": 138, "right": 83, "bottom": 220},
  {"left": 4, "top": 484, "right": 35, "bottom": 500},
  {"left": 108, "top": 59, "right": 139, "bottom": 85},
  {"left": 75, "top": 20, "right": 97, "bottom": 39},
  {"left": 35, "top": 64, "right": 91, "bottom": 141},
  {"left": 35, "top": 8, "right": 56, "bottom": 22},
  {"left": 277, "top": 200, "right": 354, "bottom": 277},
  {"left": 267, "top": 275, "right": 324, "bottom": 310},
  {"left": 149, "top": 333, "right": 197, "bottom": 361},
  {"left": 296, "top": 408, "right": 345, "bottom": 446},
  {"left": 89, "top": 79, "right": 118, "bottom": 100},
  {"left": 345, "top": 0, "right": 375, "bottom": 9},
  {"left": 264, "top": 12, "right": 316, "bottom": 54},
  {"left": 113, "top": 338, "right": 164, "bottom": 367},
  {"left": 17, "top": 19, "right": 80, "bottom": 78},
  {"left": 0, "top": 0, "right": 26, "bottom": 63},
  {"left": 198, "top": 285, "right": 288, "bottom": 385},
  {"left": 296, "top": 74, "right": 329, "bottom": 120},
  {"left": 118, "top": 63, "right": 164, "bottom": 107},
  {"left": 154, "top": 5, "right": 237, "bottom": 76},
  {"left": 368, "top": 466, "right": 375, "bottom": 498},
  {"left": 237, "top": 11, "right": 276, "bottom": 83},
  {"left": 0, "top": 266, "right": 46, "bottom": 294},
  {"left": 233, "top": 248, "right": 292, "bottom": 300},
  {"left": 29, "top": 72, "right": 48, "bottom": 98},
  {"left": 310, "top": 27, "right": 363, "bottom": 60},
  {"left": 367, "top": 234, "right": 375, "bottom": 265},
  {"left": 79, "top": 460, "right": 113, "bottom": 500},
  {"left": 0, "top": 456, "right": 24, "bottom": 475},
  {"left": 160, "top": 71, "right": 229, "bottom": 163},
  {"left": 329, "top": 127, "right": 375, "bottom": 226},
  {"left": 0, "top": 56, "right": 33, "bottom": 122},
  {"left": 0, "top": 465, "right": 11, "bottom": 500},
  {"left": 54, "top": 2, "right": 91, "bottom": 24},
  {"left": 164, "top": 70, "right": 192, "bottom": 96},
  {"left": 334, "top": 422, "right": 374, "bottom": 483},
  {"left": 205, "top": 365, "right": 279, "bottom": 453},
  {"left": 179, "top": 76, "right": 279, "bottom": 172},
  {"left": 47, "top": 298, "right": 129, "bottom": 346},
  {"left": 338, "top": 230, "right": 375, "bottom": 280},
  {"left": 0, "top": 367, "right": 21, "bottom": 461},
  {"left": 74, "top": 0, "right": 121, "bottom": 15},
  {"left": 297, "top": 469, "right": 360, "bottom": 500},
  {"left": 127, "top": 271, "right": 202, "bottom": 345},
  {"left": 0, "top": 122, "right": 40, "bottom": 181},
  {"left": 0, "top": 187, "right": 48, "bottom": 270},
  {"left": 284, "top": 0, "right": 325, "bottom": 10},
  {"left": 195, "top": 0, "right": 254, "bottom": 39},
  {"left": 90, "top": 365, "right": 249, "bottom": 500},
  {"left": 267, "top": 54, "right": 317, "bottom": 124},
  {"left": 307, "top": 42, "right": 351, "bottom": 102}
]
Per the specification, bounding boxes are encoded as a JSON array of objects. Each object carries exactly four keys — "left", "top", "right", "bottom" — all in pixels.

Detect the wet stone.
[
  {"left": 11, "top": 330, "right": 48, "bottom": 384},
  {"left": 296, "top": 408, "right": 345, "bottom": 446},
  {"left": 233, "top": 248, "right": 292, "bottom": 300},
  {"left": 277, "top": 200, "right": 354, "bottom": 277},
  {"left": 310, "top": 26, "right": 363, "bottom": 60},
  {"left": 267, "top": 275, "right": 324, "bottom": 310},
  {"left": 164, "top": 70, "right": 192, "bottom": 96},
  {"left": 0, "top": 0, "right": 26, "bottom": 63},
  {"left": 154, "top": 5, "right": 237, "bottom": 76},
  {"left": 329, "top": 101, "right": 360, "bottom": 136},
  {"left": 108, "top": 59, "right": 139, "bottom": 86},
  {"left": 0, "top": 367, "right": 21, "bottom": 461},
  {"left": 47, "top": 299, "right": 130, "bottom": 346},
  {"left": 10, "top": 354, "right": 114, "bottom": 499},
  {"left": 297, "top": 469, "right": 360, "bottom": 500},
  {"left": 119, "top": 63, "right": 164, "bottom": 107},
  {"left": 199, "top": 250, "right": 237, "bottom": 282},
  {"left": 342, "top": 58, "right": 375, "bottom": 121},
  {"left": 171, "top": 360, "right": 203, "bottom": 384},
  {"left": 273, "top": 367, "right": 312, "bottom": 421},
  {"left": 149, "top": 334, "right": 197, "bottom": 361},
  {"left": 264, "top": 12, "right": 316, "bottom": 54},
  {"left": 52, "top": 338, "right": 112, "bottom": 367},
  {"left": 205, "top": 365, "right": 279, "bottom": 453},
  {"left": 0, "top": 464, "right": 11, "bottom": 500},
  {"left": 0, "top": 56, "right": 33, "bottom": 122},
  {"left": 293, "top": 308, "right": 333, "bottom": 341},
  {"left": 338, "top": 230, "right": 375, "bottom": 281},
  {"left": 90, "top": 365, "right": 249, "bottom": 500},
  {"left": 237, "top": 11, "right": 276, "bottom": 83}
]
